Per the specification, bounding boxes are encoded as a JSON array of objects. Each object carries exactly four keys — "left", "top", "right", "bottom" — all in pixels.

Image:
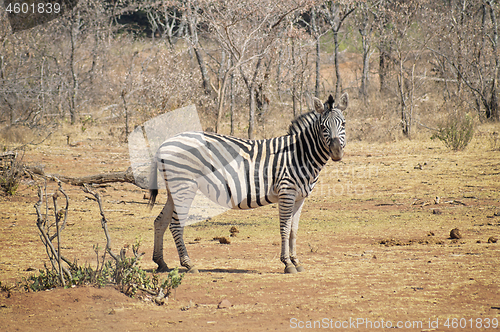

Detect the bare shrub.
[
  {"left": 0, "top": 151, "right": 22, "bottom": 196},
  {"left": 431, "top": 113, "right": 474, "bottom": 150},
  {"left": 26, "top": 181, "right": 184, "bottom": 303}
]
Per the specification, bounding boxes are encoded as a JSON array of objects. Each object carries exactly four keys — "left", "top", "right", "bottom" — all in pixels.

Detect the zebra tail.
[{"left": 148, "top": 158, "right": 158, "bottom": 209}]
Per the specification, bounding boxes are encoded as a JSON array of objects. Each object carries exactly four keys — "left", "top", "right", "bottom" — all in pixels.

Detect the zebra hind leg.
[
  {"left": 291, "top": 257, "right": 304, "bottom": 273},
  {"left": 289, "top": 228, "right": 304, "bottom": 273},
  {"left": 289, "top": 198, "right": 305, "bottom": 273},
  {"left": 280, "top": 222, "right": 298, "bottom": 274},
  {"left": 152, "top": 193, "right": 174, "bottom": 272}
]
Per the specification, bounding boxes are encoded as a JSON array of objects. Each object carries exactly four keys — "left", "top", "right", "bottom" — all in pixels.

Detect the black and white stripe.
[{"left": 149, "top": 93, "right": 348, "bottom": 274}]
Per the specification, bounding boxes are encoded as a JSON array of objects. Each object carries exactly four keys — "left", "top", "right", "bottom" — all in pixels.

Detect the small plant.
[
  {"left": 25, "top": 264, "right": 60, "bottom": 292},
  {"left": 81, "top": 115, "right": 94, "bottom": 132},
  {"left": 161, "top": 267, "right": 184, "bottom": 298},
  {"left": 151, "top": 267, "right": 185, "bottom": 305},
  {"left": 0, "top": 156, "right": 22, "bottom": 196},
  {"left": 27, "top": 183, "right": 185, "bottom": 303},
  {"left": 106, "top": 254, "right": 151, "bottom": 297},
  {"left": 24, "top": 246, "right": 185, "bottom": 302},
  {"left": 431, "top": 113, "right": 474, "bottom": 150},
  {"left": 0, "top": 281, "right": 15, "bottom": 298}
]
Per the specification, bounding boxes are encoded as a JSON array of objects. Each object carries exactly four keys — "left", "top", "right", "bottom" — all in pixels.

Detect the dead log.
[
  {"left": 0, "top": 151, "right": 16, "bottom": 160},
  {"left": 25, "top": 165, "right": 142, "bottom": 187}
]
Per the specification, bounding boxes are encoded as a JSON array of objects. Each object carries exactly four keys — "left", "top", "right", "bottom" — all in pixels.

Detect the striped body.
[{"left": 149, "top": 93, "right": 348, "bottom": 274}]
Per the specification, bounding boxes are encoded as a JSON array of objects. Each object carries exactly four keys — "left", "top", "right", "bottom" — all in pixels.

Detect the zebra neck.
[{"left": 293, "top": 122, "right": 330, "bottom": 176}]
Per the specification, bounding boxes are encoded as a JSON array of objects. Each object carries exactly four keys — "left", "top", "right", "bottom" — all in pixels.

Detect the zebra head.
[{"left": 313, "top": 93, "right": 347, "bottom": 162}]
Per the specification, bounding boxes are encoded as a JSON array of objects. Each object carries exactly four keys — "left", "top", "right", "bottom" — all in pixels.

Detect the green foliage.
[
  {"left": 161, "top": 267, "right": 184, "bottom": 298},
  {"left": 0, "top": 175, "right": 19, "bottom": 195},
  {"left": 24, "top": 264, "right": 60, "bottom": 292},
  {"left": 80, "top": 115, "right": 94, "bottom": 132},
  {"left": 431, "top": 113, "right": 474, "bottom": 151},
  {"left": 104, "top": 254, "right": 151, "bottom": 297},
  {"left": 69, "top": 262, "right": 104, "bottom": 287},
  {"left": 23, "top": 242, "right": 185, "bottom": 302}
]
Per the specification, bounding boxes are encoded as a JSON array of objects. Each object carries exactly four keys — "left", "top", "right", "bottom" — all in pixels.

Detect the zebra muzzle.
[{"left": 330, "top": 137, "right": 343, "bottom": 161}]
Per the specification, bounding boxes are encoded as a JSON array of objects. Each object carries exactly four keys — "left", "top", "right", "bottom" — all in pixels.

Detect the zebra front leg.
[
  {"left": 279, "top": 192, "right": 297, "bottom": 274},
  {"left": 168, "top": 184, "right": 199, "bottom": 273},
  {"left": 152, "top": 194, "right": 174, "bottom": 272},
  {"left": 289, "top": 198, "right": 305, "bottom": 273}
]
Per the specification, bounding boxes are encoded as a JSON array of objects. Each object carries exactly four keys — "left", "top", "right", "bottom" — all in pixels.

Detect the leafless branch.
[{"left": 82, "top": 184, "right": 118, "bottom": 261}]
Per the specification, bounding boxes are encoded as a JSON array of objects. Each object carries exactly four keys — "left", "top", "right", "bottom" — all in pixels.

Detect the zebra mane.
[{"left": 287, "top": 111, "right": 320, "bottom": 135}]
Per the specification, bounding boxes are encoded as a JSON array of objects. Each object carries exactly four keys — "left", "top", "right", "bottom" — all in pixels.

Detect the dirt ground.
[{"left": 1, "top": 124, "right": 499, "bottom": 331}]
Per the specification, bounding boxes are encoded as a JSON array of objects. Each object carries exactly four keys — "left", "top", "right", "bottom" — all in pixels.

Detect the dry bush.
[
  {"left": 431, "top": 112, "right": 474, "bottom": 151},
  {"left": 0, "top": 151, "right": 22, "bottom": 196}
]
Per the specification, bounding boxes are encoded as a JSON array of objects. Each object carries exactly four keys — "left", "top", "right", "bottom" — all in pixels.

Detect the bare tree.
[
  {"left": 485, "top": 0, "right": 500, "bottom": 120},
  {"left": 355, "top": 0, "right": 377, "bottom": 102},
  {"left": 390, "top": 0, "right": 432, "bottom": 138},
  {"left": 373, "top": 0, "right": 393, "bottom": 95},
  {"left": 68, "top": 7, "right": 82, "bottom": 124},
  {"left": 427, "top": 0, "right": 500, "bottom": 121},
  {"left": 322, "top": 1, "right": 357, "bottom": 101},
  {"left": 300, "top": 4, "right": 330, "bottom": 98},
  {"left": 201, "top": 0, "right": 306, "bottom": 138},
  {"left": 185, "top": 0, "right": 215, "bottom": 97}
]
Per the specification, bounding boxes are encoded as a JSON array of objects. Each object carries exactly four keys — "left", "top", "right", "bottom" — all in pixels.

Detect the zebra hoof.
[
  {"left": 284, "top": 265, "right": 298, "bottom": 274},
  {"left": 187, "top": 267, "right": 199, "bottom": 273},
  {"left": 295, "top": 265, "right": 304, "bottom": 273},
  {"left": 156, "top": 265, "right": 170, "bottom": 273}
]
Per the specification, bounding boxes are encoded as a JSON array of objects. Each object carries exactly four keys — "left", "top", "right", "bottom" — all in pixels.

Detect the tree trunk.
[
  {"left": 187, "top": 3, "right": 213, "bottom": 96},
  {"left": 311, "top": 7, "right": 321, "bottom": 98},
  {"left": 215, "top": 72, "right": 229, "bottom": 134},
  {"left": 69, "top": 9, "right": 79, "bottom": 125},
  {"left": 398, "top": 59, "right": 411, "bottom": 138},
  {"left": 359, "top": 6, "right": 371, "bottom": 102},
  {"left": 193, "top": 46, "right": 212, "bottom": 96},
  {"left": 277, "top": 49, "right": 282, "bottom": 101},
  {"left": 333, "top": 30, "right": 341, "bottom": 101},
  {"left": 291, "top": 38, "right": 297, "bottom": 117},
  {"left": 315, "top": 38, "right": 321, "bottom": 98},
  {"left": 361, "top": 40, "right": 370, "bottom": 101},
  {"left": 379, "top": 45, "right": 389, "bottom": 94},
  {"left": 230, "top": 62, "right": 235, "bottom": 136},
  {"left": 324, "top": 3, "right": 356, "bottom": 101},
  {"left": 215, "top": 49, "right": 229, "bottom": 133},
  {"left": 488, "top": 0, "right": 500, "bottom": 121},
  {"left": 121, "top": 91, "right": 129, "bottom": 138},
  {"left": 248, "top": 85, "right": 256, "bottom": 139}
]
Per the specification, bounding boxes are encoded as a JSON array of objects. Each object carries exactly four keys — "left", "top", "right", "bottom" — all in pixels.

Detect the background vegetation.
[{"left": 1, "top": 0, "right": 499, "bottom": 143}]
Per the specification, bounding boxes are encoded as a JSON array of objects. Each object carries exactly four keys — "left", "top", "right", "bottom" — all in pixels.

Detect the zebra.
[{"left": 148, "top": 93, "right": 348, "bottom": 274}]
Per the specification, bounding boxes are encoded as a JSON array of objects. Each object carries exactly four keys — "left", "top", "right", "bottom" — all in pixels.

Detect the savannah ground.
[{"left": 0, "top": 122, "right": 499, "bottom": 331}]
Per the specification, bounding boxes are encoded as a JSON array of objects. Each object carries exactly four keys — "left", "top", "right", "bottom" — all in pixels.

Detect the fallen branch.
[
  {"left": 0, "top": 151, "right": 17, "bottom": 160},
  {"left": 25, "top": 165, "right": 140, "bottom": 187}
]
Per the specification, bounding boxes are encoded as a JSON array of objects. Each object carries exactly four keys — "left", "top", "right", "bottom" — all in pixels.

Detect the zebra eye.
[{"left": 341, "top": 121, "right": 346, "bottom": 127}]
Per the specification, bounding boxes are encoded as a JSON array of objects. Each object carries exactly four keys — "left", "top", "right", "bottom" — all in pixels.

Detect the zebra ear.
[
  {"left": 336, "top": 92, "right": 348, "bottom": 111},
  {"left": 312, "top": 97, "right": 324, "bottom": 114}
]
